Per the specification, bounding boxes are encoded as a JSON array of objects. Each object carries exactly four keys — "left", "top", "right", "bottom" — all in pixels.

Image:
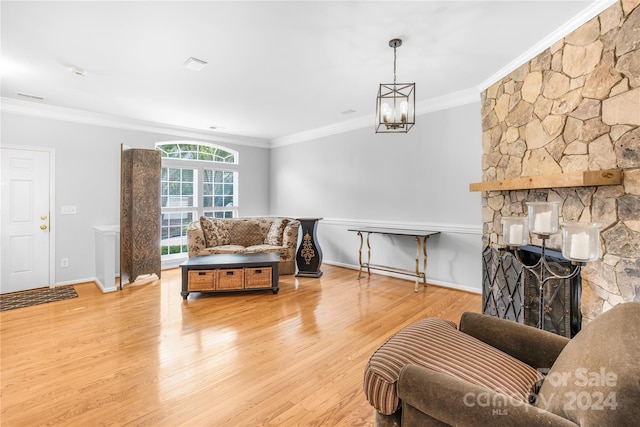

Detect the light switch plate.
[{"left": 60, "top": 205, "right": 77, "bottom": 215}]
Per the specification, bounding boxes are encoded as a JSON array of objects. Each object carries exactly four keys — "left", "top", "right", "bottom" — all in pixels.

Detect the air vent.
[
  {"left": 17, "top": 93, "right": 45, "bottom": 101},
  {"left": 184, "top": 57, "right": 208, "bottom": 71}
]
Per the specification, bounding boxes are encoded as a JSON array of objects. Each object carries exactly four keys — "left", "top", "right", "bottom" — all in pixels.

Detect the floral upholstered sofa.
[{"left": 187, "top": 217, "right": 300, "bottom": 275}]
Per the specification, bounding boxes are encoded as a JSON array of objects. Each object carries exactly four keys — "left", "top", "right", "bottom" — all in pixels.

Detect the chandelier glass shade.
[{"left": 375, "top": 39, "right": 415, "bottom": 133}]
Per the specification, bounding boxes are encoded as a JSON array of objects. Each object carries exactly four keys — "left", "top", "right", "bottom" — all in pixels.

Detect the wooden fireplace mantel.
[{"left": 469, "top": 169, "right": 622, "bottom": 192}]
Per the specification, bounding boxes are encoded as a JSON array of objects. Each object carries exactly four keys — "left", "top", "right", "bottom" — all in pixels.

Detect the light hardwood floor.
[{"left": 1, "top": 265, "right": 481, "bottom": 426}]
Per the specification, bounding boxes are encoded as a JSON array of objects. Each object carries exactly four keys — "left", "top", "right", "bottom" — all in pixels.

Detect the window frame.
[{"left": 156, "top": 142, "right": 239, "bottom": 262}]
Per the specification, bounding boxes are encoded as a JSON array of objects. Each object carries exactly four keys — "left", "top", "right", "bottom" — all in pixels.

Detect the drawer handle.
[
  {"left": 198, "top": 272, "right": 206, "bottom": 276},
  {"left": 226, "top": 271, "right": 234, "bottom": 276},
  {"left": 255, "top": 269, "right": 262, "bottom": 274}
]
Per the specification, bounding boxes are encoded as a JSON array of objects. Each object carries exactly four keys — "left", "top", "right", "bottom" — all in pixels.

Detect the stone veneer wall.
[{"left": 480, "top": 0, "right": 639, "bottom": 324}]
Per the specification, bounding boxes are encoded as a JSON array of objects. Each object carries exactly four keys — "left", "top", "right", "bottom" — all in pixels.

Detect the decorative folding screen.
[{"left": 120, "top": 145, "right": 161, "bottom": 285}]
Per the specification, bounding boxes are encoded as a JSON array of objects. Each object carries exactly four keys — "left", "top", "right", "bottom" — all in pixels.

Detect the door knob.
[{"left": 40, "top": 224, "right": 48, "bottom": 230}]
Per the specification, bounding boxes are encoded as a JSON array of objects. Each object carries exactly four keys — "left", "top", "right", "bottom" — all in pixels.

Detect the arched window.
[
  {"left": 156, "top": 142, "right": 239, "bottom": 259},
  {"left": 156, "top": 143, "right": 236, "bottom": 163}
]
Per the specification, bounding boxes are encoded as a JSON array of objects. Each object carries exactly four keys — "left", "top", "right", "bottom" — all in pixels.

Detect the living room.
[
  {"left": 2, "top": 0, "right": 639, "bottom": 425},
  {"left": 2, "top": 0, "right": 605, "bottom": 293}
]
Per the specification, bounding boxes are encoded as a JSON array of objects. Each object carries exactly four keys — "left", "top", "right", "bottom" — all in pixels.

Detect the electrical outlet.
[{"left": 60, "top": 258, "right": 69, "bottom": 268}]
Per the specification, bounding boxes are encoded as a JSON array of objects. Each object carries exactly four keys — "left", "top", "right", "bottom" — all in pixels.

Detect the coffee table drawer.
[
  {"left": 188, "top": 270, "right": 216, "bottom": 291},
  {"left": 245, "top": 267, "right": 272, "bottom": 289},
  {"left": 217, "top": 268, "right": 245, "bottom": 290}
]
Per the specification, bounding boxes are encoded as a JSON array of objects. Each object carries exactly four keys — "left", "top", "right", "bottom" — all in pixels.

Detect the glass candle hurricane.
[
  {"left": 561, "top": 223, "right": 601, "bottom": 262},
  {"left": 502, "top": 217, "right": 529, "bottom": 247},
  {"left": 526, "top": 201, "right": 561, "bottom": 236}
]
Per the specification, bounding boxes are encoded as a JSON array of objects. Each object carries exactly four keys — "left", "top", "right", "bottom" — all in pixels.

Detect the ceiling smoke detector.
[{"left": 184, "top": 57, "right": 208, "bottom": 71}]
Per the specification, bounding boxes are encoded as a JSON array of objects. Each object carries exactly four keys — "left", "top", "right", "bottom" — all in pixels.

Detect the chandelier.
[{"left": 375, "top": 39, "right": 415, "bottom": 133}]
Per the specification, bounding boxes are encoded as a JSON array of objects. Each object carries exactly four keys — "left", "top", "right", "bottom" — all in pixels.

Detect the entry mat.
[{"left": 0, "top": 286, "right": 78, "bottom": 312}]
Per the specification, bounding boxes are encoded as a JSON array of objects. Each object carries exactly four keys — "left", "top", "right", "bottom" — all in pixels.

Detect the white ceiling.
[{"left": 1, "top": 1, "right": 607, "bottom": 144}]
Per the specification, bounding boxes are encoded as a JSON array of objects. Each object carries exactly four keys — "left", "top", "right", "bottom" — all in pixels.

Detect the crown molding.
[
  {"left": 1, "top": 1, "right": 616, "bottom": 151},
  {"left": 478, "top": 0, "right": 618, "bottom": 91},
  {"left": 2, "top": 91, "right": 480, "bottom": 150},
  {"left": 269, "top": 87, "right": 480, "bottom": 148},
  {"left": 415, "top": 87, "right": 480, "bottom": 116},
  {"left": 0, "top": 97, "right": 270, "bottom": 148}
]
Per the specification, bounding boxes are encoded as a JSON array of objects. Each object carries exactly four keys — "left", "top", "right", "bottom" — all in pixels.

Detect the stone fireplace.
[{"left": 477, "top": 0, "right": 639, "bottom": 326}]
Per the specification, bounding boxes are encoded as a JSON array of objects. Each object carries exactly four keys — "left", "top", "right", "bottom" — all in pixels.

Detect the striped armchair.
[{"left": 364, "top": 302, "right": 640, "bottom": 426}]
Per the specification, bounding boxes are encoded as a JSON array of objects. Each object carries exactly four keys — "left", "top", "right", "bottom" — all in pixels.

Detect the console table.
[{"left": 348, "top": 227, "right": 440, "bottom": 292}]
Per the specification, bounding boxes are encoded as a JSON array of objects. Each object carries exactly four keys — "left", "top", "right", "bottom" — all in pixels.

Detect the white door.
[{"left": 0, "top": 148, "right": 52, "bottom": 293}]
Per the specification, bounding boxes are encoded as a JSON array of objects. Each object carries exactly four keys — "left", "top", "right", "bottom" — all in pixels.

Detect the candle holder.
[
  {"left": 502, "top": 202, "right": 600, "bottom": 331},
  {"left": 527, "top": 201, "right": 560, "bottom": 235},
  {"left": 561, "top": 222, "right": 601, "bottom": 262},
  {"left": 502, "top": 217, "right": 529, "bottom": 247}
]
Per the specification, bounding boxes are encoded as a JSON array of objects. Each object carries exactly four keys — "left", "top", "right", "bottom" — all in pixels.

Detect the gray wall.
[
  {"left": 1, "top": 112, "right": 271, "bottom": 283},
  {"left": 270, "top": 102, "right": 484, "bottom": 292},
  {"left": 1, "top": 101, "right": 483, "bottom": 292}
]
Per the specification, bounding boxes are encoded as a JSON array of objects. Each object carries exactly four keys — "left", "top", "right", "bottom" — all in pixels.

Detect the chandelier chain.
[{"left": 393, "top": 46, "right": 397, "bottom": 85}]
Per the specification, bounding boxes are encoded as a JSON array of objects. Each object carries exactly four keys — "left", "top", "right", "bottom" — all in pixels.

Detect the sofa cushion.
[
  {"left": 363, "top": 318, "right": 544, "bottom": 415},
  {"left": 208, "top": 245, "right": 246, "bottom": 254},
  {"left": 200, "top": 217, "right": 231, "bottom": 247},
  {"left": 229, "top": 219, "right": 263, "bottom": 247},
  {"left": 265, "top": 218, "right": 290, "bottom": 246},
  {"left": 535, "top": 302, "right": 640, "bottom": 425},
  {"left": 245, "top": 244, "right": 284, "bottom": 255}
]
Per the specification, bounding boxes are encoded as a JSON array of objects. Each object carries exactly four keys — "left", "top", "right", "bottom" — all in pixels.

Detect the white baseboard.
[
  {"left": 55, "top": 262, "right": 481, "bottom": 295},
  {"left": 95, "top": 279, "right": 118, "bottom": 293},
  {"left": 323, "top": 260, "right": 481, "bottom": 294},
  {"left": 55, "top": 277, "right": 117, "bottom": 293}
]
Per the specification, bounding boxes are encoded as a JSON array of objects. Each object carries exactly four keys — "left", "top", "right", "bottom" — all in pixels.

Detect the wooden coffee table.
[{"left": 180, "top": 253, "right": 280, "bottom": 299}]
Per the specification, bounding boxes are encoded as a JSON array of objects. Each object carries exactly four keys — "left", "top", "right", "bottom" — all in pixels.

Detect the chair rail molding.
[{"left": 320, "top": 217, "right": 483, "bottom": 236}]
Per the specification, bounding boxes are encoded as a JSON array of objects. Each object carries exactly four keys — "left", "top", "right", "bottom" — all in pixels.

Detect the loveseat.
[
  {"left": 364, "top": 302, "right": 640, "bottom": 426},
  {"left": 187, "top": 217, "right": 300, "bottom": 275}
]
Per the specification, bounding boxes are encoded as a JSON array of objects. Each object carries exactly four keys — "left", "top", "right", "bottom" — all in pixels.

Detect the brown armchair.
[{"left": 367, "top": 302, "right": 640, "bottom": 426}]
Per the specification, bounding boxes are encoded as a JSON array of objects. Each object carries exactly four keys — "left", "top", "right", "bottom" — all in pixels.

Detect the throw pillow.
[
  {"left": 229, "top": 219, "right": 263, "bottom": 247},
  {"left": 265, "top": 218, "right": 290, "bottom": 246},
  {"left": 200, "top": 216, "right": 218, "bottom": 247},
  {"left": 200, "top": 217, "right": 231, "bottom": 247},
  {"left": 212, "top": 219, "right": 231, "bottom": 246}
]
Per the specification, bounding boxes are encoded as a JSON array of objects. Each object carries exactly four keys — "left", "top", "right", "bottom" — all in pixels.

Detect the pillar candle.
[
  {"left": 509, "top": 224, "right": 523, "bottom": 245},
  {"left": 534, "top": 211, "right": 552, "bottom": 233},
  {"left": 570, "top": 231, "right": 590, "bottom": 260}
]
